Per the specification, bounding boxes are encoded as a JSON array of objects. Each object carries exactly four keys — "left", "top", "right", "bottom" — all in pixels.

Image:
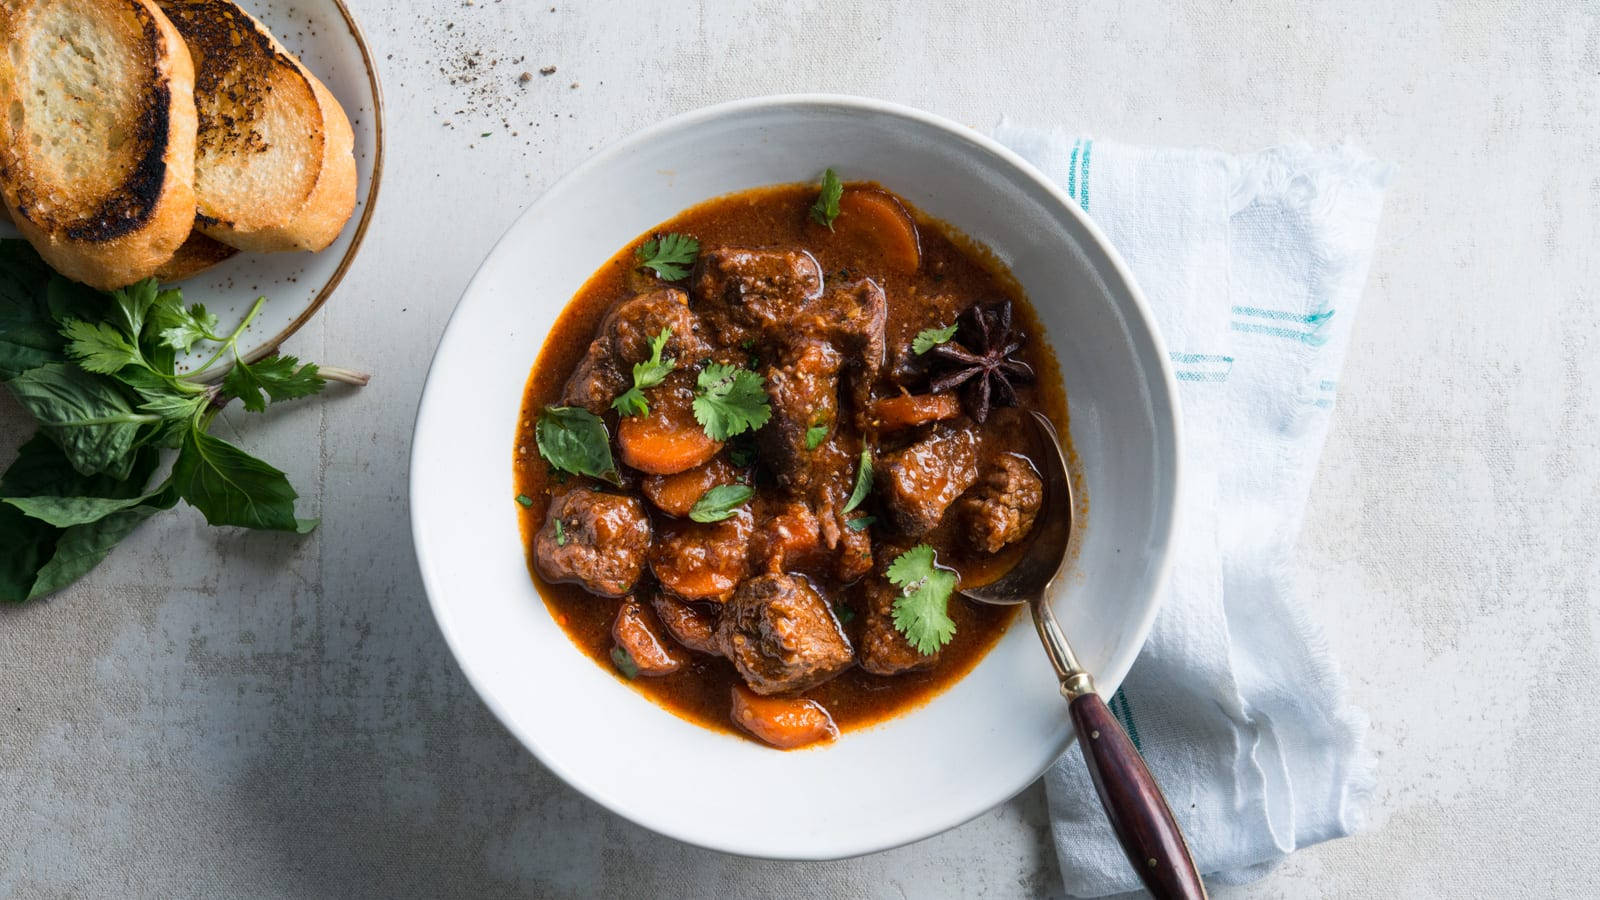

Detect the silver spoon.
[{"left": 961, "top": 411, "right": 1207, "bottom": 900}]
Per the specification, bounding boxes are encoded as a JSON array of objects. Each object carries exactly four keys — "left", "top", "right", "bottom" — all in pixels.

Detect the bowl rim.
[{"left": 409, "top": 93, "right": 1183, "bottom": 859}]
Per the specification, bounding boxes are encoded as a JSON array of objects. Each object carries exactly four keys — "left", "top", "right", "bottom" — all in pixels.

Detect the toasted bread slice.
[
  {"left": 153, "top": 228, "right": 236, "bottom": 281},
  {"left": 158, "top": 0, "right": 356, "bottom": 253},
  {"left": 0, "top": 0, "right": 199, "bottom": 289}
]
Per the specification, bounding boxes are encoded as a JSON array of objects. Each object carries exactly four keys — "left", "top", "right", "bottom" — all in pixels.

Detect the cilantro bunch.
[{"left": 0, "top": 240, "right": 364, "bottom": 603}]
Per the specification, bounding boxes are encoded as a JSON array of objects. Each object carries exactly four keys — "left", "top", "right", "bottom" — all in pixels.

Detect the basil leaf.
[
  {"left": 0, "top": 433, "right": 156, "bottom": 499},
  {"left": 27, "top": 490, "right": 178, "bottom": 600},
  {"left": 536, "top": 406, "right": 619, "bottom": 482},
  {"left": 0, "top": 504, "right": 56, "bottom": 604},
  {"left": 3, "top": 486, "right": 166, "bottom": 527},
  {"left": 7, "top": 363, "right": 151, "bottom": 478},
  {"left": 688, "top": 484, "right": 754, "bottom": 523},
  {"left": 0, "top": 242, "right": 63, "bottom": 381},
  {"left": 45, "top": 277, "right": 105, "bottom": 324},
  {"left": 172, "top": 428, "right": 307, "bottom": 531}
]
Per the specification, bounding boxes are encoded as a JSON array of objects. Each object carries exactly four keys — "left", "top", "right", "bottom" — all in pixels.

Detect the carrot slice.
[
  {"left": 642, "top": 456, "right": 737, "bottom": 517},
  {"left": 871, "top": 393, "right": 962, "bottom": 431},
  {"left": 817, "top": 187, "right": 921, "bottom": 274},
  {"left": 618, "top": 373, "right": 722, "bottom": 475},
  {"left": 729, "top": 685, "right": 839, "bottom": 749}
]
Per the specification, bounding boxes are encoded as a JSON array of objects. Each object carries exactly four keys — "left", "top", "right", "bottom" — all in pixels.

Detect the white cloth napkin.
[{"left": 992, "top": 126, "right": 1389, "bottom": 896}]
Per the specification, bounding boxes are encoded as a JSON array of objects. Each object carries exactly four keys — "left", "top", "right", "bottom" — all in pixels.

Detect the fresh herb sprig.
[
  {"left": 913, "top": 323, "right": 958, "bottom": 355},
  {"left": 810, "top": 168, "right": 843, "bottom": 230},
  {"left": 692, "top": 362, "right": 770, "bottom": 441},
  {"left": 611, "top": 328, "right": 676, "bottom": 417},
  {"left": 886, "top": 544, "right": 958, "bottom": 654},
  {"left": 843, "top": 447, "right": 872, "bottom": 513},
  {"left": 536, "top": 406, "right": 620, "bottom": 483},
  {"left": 688, "top": 483, "right": 754, "bottom": 523},
  {"left": 634, "top": 233, "right": 699, "bottom": 281},
  {"left": 0, "top": 240, "right": 367, "bottom": 603}
]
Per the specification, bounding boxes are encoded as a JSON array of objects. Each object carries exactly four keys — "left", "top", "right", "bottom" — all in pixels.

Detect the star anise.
[{"left": 927, "top": 300, "right": 1034, "bottom": 423}]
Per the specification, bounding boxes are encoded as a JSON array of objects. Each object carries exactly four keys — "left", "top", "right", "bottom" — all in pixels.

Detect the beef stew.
[{"left": 514, "top": 179, "right": 1068, "bottom": 749}]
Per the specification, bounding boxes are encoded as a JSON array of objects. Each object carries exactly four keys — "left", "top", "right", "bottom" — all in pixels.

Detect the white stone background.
[{"left": 4, "top": 0, "right": 1598, "bottom": 897}]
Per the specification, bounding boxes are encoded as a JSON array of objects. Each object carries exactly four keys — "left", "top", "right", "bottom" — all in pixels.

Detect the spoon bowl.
[{"left": 964, "top": 411, "right": 1208, "bottom": 899}]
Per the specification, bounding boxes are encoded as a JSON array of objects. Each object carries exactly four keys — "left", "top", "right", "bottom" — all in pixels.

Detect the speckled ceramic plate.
[{"left": 0, "top": 0, "right": 384, "bottom": 373}]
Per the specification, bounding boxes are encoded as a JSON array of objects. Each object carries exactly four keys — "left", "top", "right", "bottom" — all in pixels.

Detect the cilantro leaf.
[
  {"left": 832, "top": 601, "right": 856, "bottom": 625},
  {"left": 156, "top": 303, "right": 221, "bottom": 352},
  {"left": 634, "top": 233, "right": 700, "bottom": 281},
  {"left": 536, "top": 406, "right": 620, "bottom": 483},
  {"left": 804, "top": 422, "right": 829, "bottom": 450},
  {"left": 726, "top": 436, "right": 758, "bottom": 468},
  {"left": 688, "top": 483, "right": 754, "bottom": 523},
  {"left": 610, "top": 645, "right": 639, "bottom": 679},
  {"left": 691, "top": 363, "right": 770, "bottom": 441},
  {"left": 810, "top": 168, "right": 843, "bottom": 230},
  {"left": 886, "top": 544, "right": 958, "bottom": 655},
  {"left": 913, "top": 323, "right": 958, "bottom": 355},
  {"left": 611, "top": 327, "right": 676, "bottom": 417},
  {"left": 59, "top": 318, "right": 142, "bottom": 374},
  {"left": 223, "top": 355, "right": 325, "bottom": 413},
  {"left": 842, "top": 447, "right": 872, "bottom": 513}
]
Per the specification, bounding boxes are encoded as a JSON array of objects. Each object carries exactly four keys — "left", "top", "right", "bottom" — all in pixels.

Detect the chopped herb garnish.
[
  {"left": 842, "top": 447, "right": 872, "bottom": 513},
  {"left": 913, "top": 323, "right": 958, "bottom": 355},
  {"left": 833, "top": 602, "right": 856, "bottom": 625},
  {"left": 691, "top": 362, "right": 771, "bottom": 441},
  {"left": 845, "top": 515, "right": 876, "bottom": 532},
  {"left": 886, "top": 544, "right": 958, "bottom": 655},
  {"left": 554, "top": 517, "right": 567, "bottom": 546},
  {"left": 804, "top": 423, "right": 829, "bottom": 450},
  {"left": 611, "top": 327, "right": 676, "bottom": 417},
  {"left": 515, "top": 493, "right": 533, "bottom": 507},
  {"left": 810, "top": 168, "right": 843, "bottom": 230},
  {"left": 688, "top": 483, "right": 754, "bottom": 523},
  {"left": 535, "top": 406, "right": 620, "bottom": 483},
  {"left": 634, "top": 233, "right": 699, "bottom": 281},
  {"left": 610, "top": 645, "right": 639, "bottom": 679}
]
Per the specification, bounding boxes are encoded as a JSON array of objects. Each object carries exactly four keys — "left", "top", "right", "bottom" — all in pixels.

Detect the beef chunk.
[
  {"left": 717, "top": 574, "right": 854, "bottom": 694},
  {"left": 612, "top": 599, "right": 684, "bottom": 675},
  {"left": 650, "top": 507, "right": 754, "bottom": 602},
  {"left": 649, "top": 592, "right": 722, "bottom": 656},
  {"left": 756, "top": 497, "right": 872, "bottom": 584},
  {"left": 534, "top": 488, "right": 652, "bottom": 597},
  {"left": 561, "top": 289, "right": 712, "bottom": 413},
  {"left": 691, "top": 247, "right": 824, "bottom": 343},
  {"left": 759, "top": 337, "right": 843, "bottom": 493},
  {"left": 877, "top": 425, "right": 980, "bottom": 535},
  {"left": 729, "top": 685, "right": 838, "bottom": 749},
  {"left": 957, "top": 453, "right": 1044, "bottom": 553},
  {"left": 794, "top": 279, "right": 887, "bottom": 418},
  {"left": 858, "top": 569, "right": 940, "bottom": 675}
]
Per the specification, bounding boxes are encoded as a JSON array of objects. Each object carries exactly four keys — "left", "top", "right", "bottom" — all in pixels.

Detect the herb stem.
[{"left": 315, "top": 366, "right": 372, "bottom": 386}]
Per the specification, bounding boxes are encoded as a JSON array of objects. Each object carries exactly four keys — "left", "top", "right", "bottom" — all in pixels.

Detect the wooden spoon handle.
[{"left": 1069, "top": 692, "right": 1208, "bottom": 899}]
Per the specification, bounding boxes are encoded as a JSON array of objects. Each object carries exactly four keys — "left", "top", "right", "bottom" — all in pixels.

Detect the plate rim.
[
  {"left": 409, "top": 93, "right": 1183, "bottom": 859},
  {"left": 241, "top": 0, "right": 387, "bottom": 364}
]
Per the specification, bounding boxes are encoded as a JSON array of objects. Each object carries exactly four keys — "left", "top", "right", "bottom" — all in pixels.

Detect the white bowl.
[{"left": 410, "top": 95, "right": 1180, "bottom": 860}]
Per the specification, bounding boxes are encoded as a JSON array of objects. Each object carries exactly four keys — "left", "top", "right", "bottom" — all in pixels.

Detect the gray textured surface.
[{"left": 4, "top": 1, "right": 1599, "bottom": 897}]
